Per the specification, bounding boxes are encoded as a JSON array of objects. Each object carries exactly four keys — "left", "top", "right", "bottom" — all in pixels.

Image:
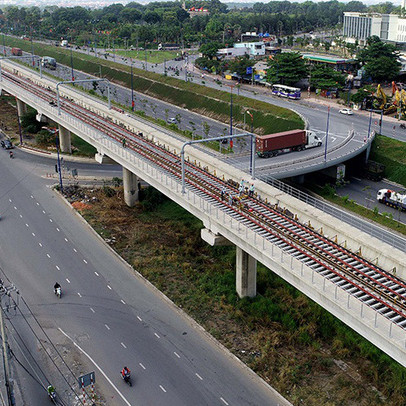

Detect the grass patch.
[
  {"left": 67, "top": 186, "right": 406, "bottom": 406},
  {"left": 4, "top": 36, "right": 303, "bottom": 135},
  {"left": 116, "top": 49, "right": 179, "bottom": 64},
  {"left": 71, "top": 134, "right": 97, "bottom": 157},
  {"left": 370, "top": 134, "right": 406, "bottom": 187}
]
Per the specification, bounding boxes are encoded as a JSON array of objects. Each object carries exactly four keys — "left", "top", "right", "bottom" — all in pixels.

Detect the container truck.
[
  {"left": 11, "top": 47, "right": 22, "bottom": 56},
  {"left": 256, "top": 129, "right": 322, "bottom": 158},
  {"left": 377, "top": 189, "right": 406, "bottom": 211},
  {"left": 42, "top": 56, "right": 56, "bottom": 70}
]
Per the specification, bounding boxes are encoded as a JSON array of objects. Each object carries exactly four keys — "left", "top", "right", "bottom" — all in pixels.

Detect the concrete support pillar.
[
  {"left": 58, "top": 125, "right": 72, "bottom": 154},
  {"left": 16, "top": 99, "right": 27, "bottom": 116},
  {"left": 236, "top": 247, "right": 257, "bottom": 298},
  {"left": 123, "top": 167, "right": 139, "bottom": 207}
]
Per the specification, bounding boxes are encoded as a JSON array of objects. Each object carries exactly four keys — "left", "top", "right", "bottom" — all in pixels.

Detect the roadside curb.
[
  {"left": 53, "top": 187, "right": 293, "bottom": 406},
  {"left": 19, "top": 144, "right": 97, "bottom": 163}
]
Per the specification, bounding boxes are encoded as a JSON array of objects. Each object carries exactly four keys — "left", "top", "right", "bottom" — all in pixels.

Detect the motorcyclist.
[
  {"left": 54, "top": 282, "right": 61, "bottom": 294},
  {"left": 9, "top": 151, "right": 13, "bottom": 158},
  {"left": 47, "top": 384, "right": 56, "bottom": 397},
  {"left": 121, "top": 366, "right": 131, "bottom": 379}
]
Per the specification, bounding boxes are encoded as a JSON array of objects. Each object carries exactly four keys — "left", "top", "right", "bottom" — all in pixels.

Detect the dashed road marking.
[
  {"left": 90, "top": 307, "right": 95, "bottom": 313},
  {"left": 19, "top": 214, "right": 22, "bottom": 218},
  {"left": 49, "top": 219, "right": 53, "bottom": 222},
  {"left": 39, "top": 242, "right": 42, "bottom": 247},
  {"left": 220, "top": 398, "right": 229, "bottom": 405},
  {"left": 94, "top": 272, "right": 99, "bottom": 277},
  {"left": 30, "top": 195, "right": 33, "bottom": 199},
  {"left": 154, "top": 333, "right": 160, "bottom": 339},
  {"left": 105, "top": 324, "right": 110, "bottom": 330},
  {"left": 14, "top": 206, "right": 17, "bottom": 210},
  {"left": 42, "top": 210, "right": 46, "bottom": 214},
  {"left": 56, "top": 228, "right": 60, "bottom": 232},
  {"left": 9, "top": 199, "right": 12, "bottom": 202},
  {"left": 36, "top": 202, "right": 39, "bottom": 206},
  {"left": 26, "top": 224, "right": 29, "bottom": 227},
  {"left": 195, "top": 373, "right": 203, "bottom": 381},
  {"left": 174, "top": 352, "right": 180, "bottom": 359},
  {"left": 83, "top": 259, "right": 88, "bottom": 264},
  {"left": 139, "top": 363, "right": 146, "bottom": 370},
  {"left": 107, "top": 285, "right": 112, "bottom": 290},
  {"left": 66, "top": 278, "right": 71, "bottom": 283},
  {"left": 56, "top": 265, "right": 60, "bottom": 271},
  {"left": 64, "top": 238, "right": 68, "bottom": 242},
  {"left": 78, "top": 292, "right": 82, "bottom": 298},
  {"left": 121, "top": 300, "right": 126, "bottom": 305},
  {"left": 46, "top": 254, "right": 51, "bottom": 258},
  {"left": 73, "top": 248, "right": 77, "bottom": 253},
  {"left": 121, "top": 342, "right": 127, "bottom": 349},
  {"left": 137, "top": 316, "right": 142, "bottom": 322},
  {"left": 159, "top": 385, "right": 166, "bottom": 393},
  {"left": 32, "top": 233, "right": 35, "bottom": 237}
]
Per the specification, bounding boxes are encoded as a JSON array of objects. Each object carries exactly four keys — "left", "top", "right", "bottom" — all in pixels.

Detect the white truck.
[{"left": 377, "top": 189, "right": 406, "bottom": 211}]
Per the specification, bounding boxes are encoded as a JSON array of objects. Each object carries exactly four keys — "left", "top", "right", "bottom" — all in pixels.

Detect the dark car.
[{"left": 1, "top": 140, "right": 13, "bottom": 149}]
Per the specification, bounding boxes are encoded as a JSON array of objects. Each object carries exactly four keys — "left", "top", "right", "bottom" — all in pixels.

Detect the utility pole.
[{"left": 0, "top": 281, "right": 16, "bottom": 406}]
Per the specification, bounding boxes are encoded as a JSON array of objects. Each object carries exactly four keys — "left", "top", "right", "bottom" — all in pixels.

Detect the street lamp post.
[
  {"left": 324, "top": 106, "right": 330, "bottom": 162},
  {"left": 368, "top": 109, "right": 372, "bottom": 138},
  {"left": 55, "top": 129, "right": 64, "bottom": 193},
  {"left": 70, "top": 47, "right": 74, "bottom": 82},
  {"left": 131, "top": 60, "right": 134, "bottom": 111}
]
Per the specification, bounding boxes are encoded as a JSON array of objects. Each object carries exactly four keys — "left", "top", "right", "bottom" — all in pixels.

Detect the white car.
[
  {"left": 339, "top": 108, "right": 354, "bottom": 115},
  {"left": 167, "top": 117, "right": 177, "bottom": 124}
]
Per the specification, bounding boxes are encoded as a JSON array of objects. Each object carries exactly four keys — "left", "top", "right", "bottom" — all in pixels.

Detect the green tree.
[
  {"left": 310, "top": 65, "right": 345, "bottom": 90},
  {"left": 199, "top": 42, "right": 221, "bottom": 60},
  {"left": 357, "top": 36, "right": 401, "bottom": 82},
  {"left": 228, "top": 55, "right": 254, "bottom": 77},
  {"left": 266, "top": 52, "right": 307, "bottom": 86}
]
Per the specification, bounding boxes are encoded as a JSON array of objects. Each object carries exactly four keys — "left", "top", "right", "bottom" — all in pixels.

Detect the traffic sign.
[{"left": 78, "top": 371, "right": 95, "bottom": 387}]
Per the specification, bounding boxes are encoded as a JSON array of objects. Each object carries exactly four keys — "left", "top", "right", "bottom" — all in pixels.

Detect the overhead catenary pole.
[{"left": 324, "top": 105, "right": 330, "bottom": 162}]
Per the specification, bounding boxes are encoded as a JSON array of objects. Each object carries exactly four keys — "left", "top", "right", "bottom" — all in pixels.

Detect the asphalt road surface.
[{"left": 0, "top": 144, "right": 290, "bottom": 405}]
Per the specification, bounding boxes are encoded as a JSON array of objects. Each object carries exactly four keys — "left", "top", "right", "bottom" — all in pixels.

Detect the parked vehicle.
[
  {"left": 42, "top": 56, "right": 56, "bottom": 70},
  {"left": 167, "top": 117, "right": 177, "bottom": 124},
  {"left": 363, "top": 160, "right": 385, "bottom": 181},
  {"left": 339, "top": 108, "right": 354, "bottom": 115},
  {"left": 60, "top": 40, "right": 68, "bottom": 47},
  {"left": 1, "top": 140, "right": 13, "bottom": 149},
  {"left": 256, "top": 129, "right": 322, "bottom": 158},
  {"left": 377, "top": 189, "right": 406, "bottom": 211},
  {"left": 11, "top": 47, "right": 22, "bottom": 56}
]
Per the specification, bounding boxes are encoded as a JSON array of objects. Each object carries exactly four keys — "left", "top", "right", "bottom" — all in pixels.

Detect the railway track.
[{"left": 4, "top": 69, "right": 406, "bottom": 330}]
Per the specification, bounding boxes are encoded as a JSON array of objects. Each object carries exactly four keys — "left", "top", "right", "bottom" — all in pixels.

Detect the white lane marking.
[
  {"left": 14, "top": 206, "right": 17, "bottom": 210},
  {"left": 30, "top": 195, "right": 33, "bottom": 199},
  {"left": 42, "top": 210, "right": 46, "bottom": 214},
  {"left": 38, "top": 243, "right": 42, "bottom": 247},
  {"left": 58, "top": 328, "right": 132, "bottom": 406},
  {"left": 73, "top": 248, "right": 77, "bottom": 253},
  {"left": 174, "top": 352, "right": 180, "bottom": 359},
  {"left": 56, "top": 265, "right": 60, "bottom": 271},
  {"left": 220, "top": 398, "right": 229, "bottom": 405},
  {"left": 83, "top": 259, "right": 88, "bottom": 264},
  {"left": 26, "top": 224, "right": 29, "bottom": 227},
  {"left": 94, "top": 272, "right": 99, "bottom": 277},
  {"left": 77, "top": 292, "right": 82, "bottom": 298},
  {"left": 46, "top": 254, "right": 51, "bottom": 258},
  {"left": 56, "top": 228, "right": 60, "bottom": 232},
  {"left": 366, "top": 198, "right": 375, "bottom": 203},
  {"left": 49, "top": 219, "right": 53, "bottom": 222},
  {"left": 159, "top": 385, "right": 167, "bottom": 393},
  {"left": 32, "top": 233, "right": 35, "bottom": 237},
  {"left": 90, "top": 307, "right": 95, "bottom": 313},
  {"left": 36, "top": 202, "right": 39, "bottom": 206},
  {"left": 64, "top": 238, "right": 68, "bottom": 242},
  {"left": 154, "top": 333, "right": 160, "bottom": 339},
  {"left": 121, "top": 342, "right": 127, "bottom": 349},
  {"left": 195, "top": 373, "right": 203, "bottom": 381},
  {"left": 9, "top": 199, "right": 12, "bottom": 202},
  {"left": 137, "top": 316, "right": 142, "bottom": 322},
  {"left": 19, "top": 214, "right": 22, "bottom": 218},
  {"left": 66, "top": 278, "right": 71, "bottom": 284},
  {"left": 107, "top": 285, "right": 112, "bottom": 290},
  {"left": 353, "top": 177, "right": 362, "bottom": 181},
  {"left": 139, "top": 363, "right": 146, "bottom": 370},
  {"left": 121, "top": 299, "right": 126, "bottom": 305},
  {"left": 105, "top": 324, "right": 110, "bottom": 330}
]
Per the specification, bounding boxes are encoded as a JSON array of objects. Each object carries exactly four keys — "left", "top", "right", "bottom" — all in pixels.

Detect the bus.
[{"left": 271, "top": 84, "right": 301, "bottom": 100}]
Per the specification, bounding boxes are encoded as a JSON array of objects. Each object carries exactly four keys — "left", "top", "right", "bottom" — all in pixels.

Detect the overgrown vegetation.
[
  {"left": 71, "top": 186, "right": 406, "bottom": 406},
  {"left": 370, "top": 134, "right": 406, "bottom": 187}
]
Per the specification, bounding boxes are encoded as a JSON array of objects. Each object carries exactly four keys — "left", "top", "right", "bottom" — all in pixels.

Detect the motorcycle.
[
  {"left": 122, "top": 372, "right": 132, "bottom": 387},
  {"left": 54, "top": 287, "right": 62, "bottom": 299},
  {"left": 47, "top": 385, "right": 57, "bottom": 403},
  {"left": 9, "top": 151, "right": 14, "bottom": 159},
  {"left": 400, "top": 123, "right": 406, "bottom": 129}
]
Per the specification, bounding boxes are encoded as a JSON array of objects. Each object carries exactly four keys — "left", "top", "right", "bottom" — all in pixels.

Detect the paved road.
[{"left": 0, "top": 144, "right": 290, "bottom": 405}]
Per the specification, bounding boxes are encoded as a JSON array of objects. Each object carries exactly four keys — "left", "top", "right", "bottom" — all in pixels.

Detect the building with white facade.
[
  {"left": 234, "top": 42, "right": 265, "bottom": 56},
  {"left": 343, "top": 11, "right": 406, "bottom": 44}
]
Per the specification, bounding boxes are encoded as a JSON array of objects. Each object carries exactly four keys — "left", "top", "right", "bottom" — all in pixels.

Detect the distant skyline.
[{"left": 0, "top": 0, "right": 403, "bottom": 7}]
